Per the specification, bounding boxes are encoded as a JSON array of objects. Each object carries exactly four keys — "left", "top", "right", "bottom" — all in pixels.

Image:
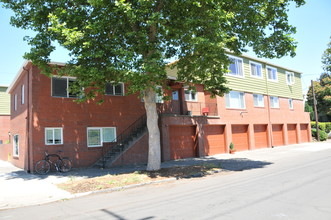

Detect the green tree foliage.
[
  {"left": 304, "top": 102, "right": 314, "bottom": 121},
  {"left": 307, "top": 73, "right": 331, "bottom": 122},
  {"left": 322, "top": 36, "right": 331, "bottom": 74},
  {"left": 1, "top": 0, "right": 305, "bottom": 170}
]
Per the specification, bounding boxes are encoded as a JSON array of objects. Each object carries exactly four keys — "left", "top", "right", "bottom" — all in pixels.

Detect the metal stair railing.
[{"left": 99, "top": 113, "right": 147, "bottom": 167}]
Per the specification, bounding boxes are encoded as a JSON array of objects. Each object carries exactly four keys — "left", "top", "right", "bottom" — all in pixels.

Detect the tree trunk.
[{"left": 143, "top": 88, "right": 161, "bottom": 171}]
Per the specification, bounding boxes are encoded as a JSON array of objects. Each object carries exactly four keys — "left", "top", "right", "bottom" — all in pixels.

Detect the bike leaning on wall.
[{"left": 35, "top": 151, "right": 72, "bottom": 175}]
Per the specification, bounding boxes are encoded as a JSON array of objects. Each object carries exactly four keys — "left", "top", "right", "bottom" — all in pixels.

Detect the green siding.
[
  {"left": 166, "top": 55, "right": 304, "bottom": 100},
  {"left": 224, "top": 56, "right": 303, "bottom": 100},
  {"left": 0, "top": 86, "right": 10, "bottom": 115}
]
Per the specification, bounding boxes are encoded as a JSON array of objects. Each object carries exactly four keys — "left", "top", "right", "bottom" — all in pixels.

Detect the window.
[
  {"left": 184, "top": 89, "right": 197, "bottom": 102},
  {"left": 45, "top": 128, "right": 63, "bottom": 145},
  {"left": 21, "top": 85, "right": 25, "bottom": 104},
  {"left": 270, "top": 96, "right": 279, "bottom": 108},
  {"left": 172, "top": 91, "right": 179, "bottom": 100},
  {"left": 286, "top": 72, "right": 295, "bottom": 85},
  {"left": 289, "top": 99, "right": 293, "bottom": 109},
  {"left": 141, "top": 86, "right": 164, "bottom": 103},
  {"left": 52, "top": 77, "right": 78, "bottom": 98},
  {"left": 226, "top": 91, "right": 245, "bottom": 109},
  {"left": 253, "top": 94, "right": 264, "bottom": 107},
  {"left": 267, "top": 66, "right": 278, "bottom": 81},
  {"left": 105, "top": 83, "right": 124, "bottom": 96},
  {"left": 250, "top": 61, "right": 262, "bottom": 78},
  {"left": 228, "top": 56, "right": 244, "bottom": 77},
  {"left": 13, "top": 134, "right": 19, "bottom": 157},
  {"left": 14, "top": 94, "right": 17, "bottom": 111},
  {"left": 87, "top": 127, "right": 116, "bottom": 147}
]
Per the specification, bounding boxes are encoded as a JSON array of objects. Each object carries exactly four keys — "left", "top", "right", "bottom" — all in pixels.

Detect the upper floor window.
[
  {"left": 105, "top": 83, "right": 124, "bottom": 96},
  {"left": 267, "top": 66, "right": 278, "bottom": 82},
  {"left": 286, "top": 72, "right": 295, "bottom": 85},
  {"left": 14, "top": 94, "right": 17, "bottom": 111},
  {"left": 87, "top": 127, "right": 116, "bottom": 147},
  {"left": 250, "top": 61, "right": 262, "bottom": 78},
  {"left": 45, "top": 128, "right": 63, "bottom": 145},
  {"left": 270, "top": 96, "right": 279, "bottom": 108},
  {"left": 21, "top": 85, "right": 25, "bottom": 104},
  {"left": 228, "top": 56, "right": 244, "bottom": 77},
  {"left": 184, "top": 89, "right": 197, "bottom": 102},
  {"left": 288, "top": 99, "right": 294, "bottom": 109},
  {"left": 226, "top": 91, "right": 245, "bottom": 109},
  {"left": 253, "top": 94, "right": 264, "bottom": 107},
  {"left": 52, "top": 77, "right": 78, "bottom": 98}
]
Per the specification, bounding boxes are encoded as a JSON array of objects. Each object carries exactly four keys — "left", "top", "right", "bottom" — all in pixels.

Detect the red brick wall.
[
  {"left": 29, "top": 66, "right": 147, "bottom": 168},
  {"left": 112, "top": 134, "right": 149, "bottom": 167},
  {"left": 9, "top": 69, "right": 29, "bottom": 169}
]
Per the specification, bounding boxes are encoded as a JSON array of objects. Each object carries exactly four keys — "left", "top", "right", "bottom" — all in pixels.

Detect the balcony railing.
[{"left": 159, "top": 102, "right": 218, "bottom": 116}]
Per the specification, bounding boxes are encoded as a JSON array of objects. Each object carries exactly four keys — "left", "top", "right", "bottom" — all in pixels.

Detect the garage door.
[
  {"left": 300, "top": 124, "right": 309, "bottom": 143},
  {"left": 231, "top": 125, "right": 249, "bottom": 152},
  {"left": 204, "top": 125, "right": 226, "bottom": 155},
  {"left": 287, "top": 124, "right": 298, "bottom": 145},
  {"left": 254, "top": 124, "right": 268, "bottom": 149},
  {"left": 272, "top": 124, "right": 284, "bottom": 147},
  {"left": 169, "top": 125, "right": 197, "bottom": 160}
]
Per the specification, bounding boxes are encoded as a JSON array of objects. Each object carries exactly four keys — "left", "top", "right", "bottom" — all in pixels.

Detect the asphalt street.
[{"left": 1, "top": 141, "right": 331, "bottom": 220}]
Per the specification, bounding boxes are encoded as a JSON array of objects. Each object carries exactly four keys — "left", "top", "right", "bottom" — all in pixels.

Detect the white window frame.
[
  {"left": 105, "top": 82, "right": 125, "bottom": 96},
  {"left": 226, "top": 91, "right": 246, "bottom": 109},
  {"left": 184, "top": 89, "right": 198, "bottom": 102},
  {"left": 87, "top": 127, "right": 116, "bottom": 147},
  {"left": 227, "top": 55, "right": 244, "bottom": 78},
  {"left": 266, "top": 66, "right": 278, "bottom": 82},
  {"left": 249, "top": 61, "right": 263, "bottom": 79},
  {"left": 21, "top": 85, "right": 25, "bottom": 104},
  {"left": 286, "top": 71, "right": 295, "bottom": 85},
  {"left": 253, "top": 94, "right": 264, "bottom": 107},
  {"left": 289, "top": 99, "right": 294, "bottom": 109},
  {"left": 45, "top": 128, "right": 63, "bottom": 145},
  {"left": 270, "top": 96, "right": 280, "bottom": 108},
  {"left": 51, "top": 76, "right": 78, "bottom": 98},
  {"left": 13, "top": 134, "right": 19, "bottom": 157},
  {"left": 14, "top": 94, "right": 17, "bottom": 111}
]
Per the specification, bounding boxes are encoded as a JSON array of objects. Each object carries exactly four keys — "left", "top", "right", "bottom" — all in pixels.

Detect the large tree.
[
  {"left": 307, "top": 37, "right": 331, "bottom": 122},
  {"left": 1, "top": 0, "right": 304, "bottom": 170},
  {"left": 322, "top": 36, "right": 331, "bottom": 74},
  {"left": 307, "top": 73, "right": 331, "bottom": 122}
]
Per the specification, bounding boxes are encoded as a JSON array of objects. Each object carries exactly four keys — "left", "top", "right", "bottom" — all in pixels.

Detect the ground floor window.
[
  {"left": 45, "top": 128, "right": 63, "bottom": 145},
  {"left": 13, "top": 134, "right": 19, "bottom": 157},
  {"left": 87, "top": 127, "right": 116, "bottom": 147}
]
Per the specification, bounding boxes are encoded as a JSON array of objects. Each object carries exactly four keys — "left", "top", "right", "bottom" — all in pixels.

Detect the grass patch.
[{"left": 57, "top": 163, "right": 222, "bottom": 194}]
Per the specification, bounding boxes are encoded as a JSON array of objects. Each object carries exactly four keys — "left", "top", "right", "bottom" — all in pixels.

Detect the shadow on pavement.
[{"left": 1, "top": 157, "right": 273, "bottom": 181}]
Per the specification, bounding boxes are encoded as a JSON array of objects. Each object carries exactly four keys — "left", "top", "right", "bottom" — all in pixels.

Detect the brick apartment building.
[{"left": 4, "top": 54, "right": 311, "bottom": 172}]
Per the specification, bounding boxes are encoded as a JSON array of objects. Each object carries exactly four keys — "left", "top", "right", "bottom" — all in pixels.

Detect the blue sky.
[{"left": 0, "top": 0, "right": 330, "bottom": 94}]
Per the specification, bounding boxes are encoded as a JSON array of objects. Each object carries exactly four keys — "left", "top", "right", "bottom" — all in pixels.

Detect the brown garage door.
[
  {"left": 204, "top": 125, "right": 226, "bottom": 155},
  {"left": 287, "top": 124, "right": 298, "bottom": 145},
  {"left": 272, "top": 124, "right": 284, "bottom": 147},
  {"left": 300, "top": 124, "right": 309, "bottom": 143},
  {"left": 232, "top": 125, "right": 249, "bottom": 152},
  {"left": 169, "top": 125, "right": 197, "bottom": 160},
  {"left": 254, "top": 124, "right": 268, "bottom": 149}
]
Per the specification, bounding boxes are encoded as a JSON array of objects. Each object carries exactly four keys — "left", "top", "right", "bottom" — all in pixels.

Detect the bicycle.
[{"left": 35, "top": 151, "right": 72, "bottom": 175}]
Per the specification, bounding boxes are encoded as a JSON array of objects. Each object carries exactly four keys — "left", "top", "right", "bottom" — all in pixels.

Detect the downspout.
[
  {"left": 265, "top": 68, "right": 273, "bottom": 148},
  {"left": 23, "top": 66, "right": 31, "bottom": 173}
]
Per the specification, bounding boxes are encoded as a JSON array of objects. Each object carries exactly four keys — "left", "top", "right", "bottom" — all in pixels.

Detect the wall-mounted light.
[{"left": 240, "top": 111, "right": 248, "bottom": 117}]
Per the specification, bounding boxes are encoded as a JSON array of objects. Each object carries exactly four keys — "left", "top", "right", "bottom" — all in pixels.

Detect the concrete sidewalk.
[{"left": 1, "top": 140, "right": 330, "bottom": 210}]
